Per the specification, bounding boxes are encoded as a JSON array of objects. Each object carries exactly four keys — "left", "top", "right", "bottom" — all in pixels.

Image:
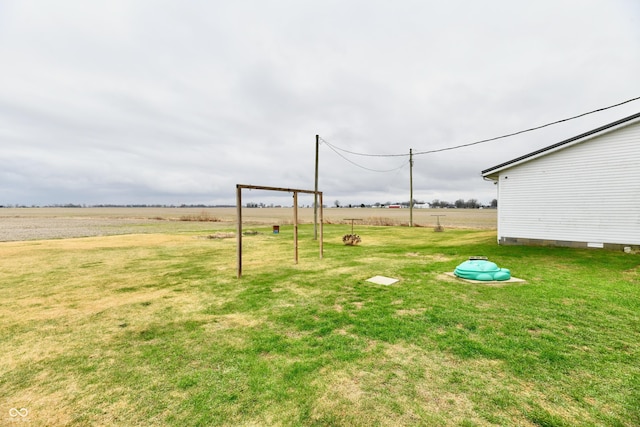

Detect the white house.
[{"left": 482, "top": 112, "right": 640, "bottom": 250}]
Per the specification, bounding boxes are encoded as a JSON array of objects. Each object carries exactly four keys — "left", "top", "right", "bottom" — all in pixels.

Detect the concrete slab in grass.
[{"left": 366, "top": 276, "right": 399, "bottom": 286}]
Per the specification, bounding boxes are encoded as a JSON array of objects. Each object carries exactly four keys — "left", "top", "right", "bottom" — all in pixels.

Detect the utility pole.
[
  {"left": 314, "top": 134, "right": 319, "bottom": 240},
  {"left": 409, "top": 148, "right": 414, "bottom": 227}
]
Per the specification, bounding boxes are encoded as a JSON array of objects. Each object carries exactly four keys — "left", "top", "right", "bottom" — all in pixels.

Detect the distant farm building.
[{"left": 482, "top": 112, "right": 640, "bottom": 250}]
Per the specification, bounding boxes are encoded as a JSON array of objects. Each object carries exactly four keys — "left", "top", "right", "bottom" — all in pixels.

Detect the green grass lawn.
[{"left": 1, "top": 225, "right": 639, "bottom": 426}]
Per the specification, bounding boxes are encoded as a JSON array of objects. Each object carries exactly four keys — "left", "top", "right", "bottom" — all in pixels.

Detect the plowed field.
[{"left": 0, "top": 207, "right": 496, "bottom": 241}]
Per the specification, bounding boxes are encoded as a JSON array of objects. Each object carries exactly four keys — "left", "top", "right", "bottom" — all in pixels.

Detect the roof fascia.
[{"left": 481, "top": 112, "right": 640, "bottom": 180}]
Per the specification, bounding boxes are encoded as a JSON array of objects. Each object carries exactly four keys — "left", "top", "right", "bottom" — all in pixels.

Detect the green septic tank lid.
[{"left": 454, "top": 260, "right": 511, "bottom": 281}]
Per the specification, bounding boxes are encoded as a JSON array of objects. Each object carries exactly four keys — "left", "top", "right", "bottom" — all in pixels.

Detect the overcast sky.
[{"left": 1, "top": 0, "right": 639, "bottom": 207}]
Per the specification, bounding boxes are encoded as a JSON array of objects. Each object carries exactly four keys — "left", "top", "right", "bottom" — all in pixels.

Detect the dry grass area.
[
  {"left": 1, "top": 223, "right": 638, "bottom": 426},
  {"left": 0, "top": 207, "right": 495, "bottom": 241},
  {"left": 1, "top": 233, "right": 240, "bottom": 425}
]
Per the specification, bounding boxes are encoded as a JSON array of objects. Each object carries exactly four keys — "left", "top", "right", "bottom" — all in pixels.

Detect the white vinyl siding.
[{"left": 497, "top": 120, "right": 640, "bottom": 245}]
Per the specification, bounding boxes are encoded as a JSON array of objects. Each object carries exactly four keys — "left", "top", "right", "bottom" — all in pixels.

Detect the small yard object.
[
  {"left": 454, "top": 259, "right": 511, "bottom": 281},
  {"left": 343, "top": 218, "right": 363, "bottom": 245},
  {"left": 343, "top": 234, "right": 362, "bottom": 245},
  {"left": 344, "top": 218, "right": 363, "bottom": 233},
  {"left": 431, "top": 214, "right": 445, "bottom": 232},
  {"left": 366, "top": 275, "right": 398, "bottom": 285},
  {"left": 205, "top": 232, "right": 236, "bottom": 239}
]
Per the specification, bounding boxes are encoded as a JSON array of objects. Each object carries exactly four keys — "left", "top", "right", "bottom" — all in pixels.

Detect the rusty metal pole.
[
  {"left": 236, "top": 185, "right": 242, "bottom": 278},
  {"left": 409, "top": 148, "right": 414, "bottom": 227},
  {"left": 319, "top": 192, "right": 324, "bottom": 259},
  {"left": 314, "top": 134, "right": 319, "bottom": 240},
  {"left": 293, "top": 191, "right": 299, "bottom": 264}
]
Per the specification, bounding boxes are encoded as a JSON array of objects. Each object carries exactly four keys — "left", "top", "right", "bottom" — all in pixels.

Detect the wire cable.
[
  {"left": 323, "top": 138, "right": 410, "bottom": 172},
  {"left": 321, "top": 95, "right": 640, "bottom": 157},
  {"left": 320, "top": 137, "right": 406, "bottom": 157},
  {"left": 415, "top": 95, "right": 640, "bottom": 155}
]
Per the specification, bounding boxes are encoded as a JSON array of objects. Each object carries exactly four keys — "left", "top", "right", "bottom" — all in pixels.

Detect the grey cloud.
[{"left": 1, "top": 0, "right": 639, "bottom": 206}]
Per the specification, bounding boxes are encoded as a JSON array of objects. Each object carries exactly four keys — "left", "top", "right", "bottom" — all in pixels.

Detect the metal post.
[
  {"left": 294, "top": 191, "right": 299, "bottom": 264},
  {"left": 236, "top": 185, "right": 242, "bottom": 278},
  {"left": 409, "top": 148, "right": 414, "bottom": 227},
  {"left": 314, "top": 134, "right": 319, "bottom": 240},
  {"left": 319, "top": 192, "right": 324, "bottom": 259},
  {"left": 431, "top": 214, "right": 445, "bottom": 232}
]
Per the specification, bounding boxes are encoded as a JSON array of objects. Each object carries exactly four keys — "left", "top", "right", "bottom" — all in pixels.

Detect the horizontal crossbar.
[{"left": 236, "top": 184, "right": 322, "bottom": 195}]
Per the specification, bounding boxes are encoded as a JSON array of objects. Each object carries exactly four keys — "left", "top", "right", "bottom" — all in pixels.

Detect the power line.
[
  {"left": 321, "top": 95, "right": 640, "bottom": 158},
  {"left": 414, "top": 96, "right": 640, "bottom": 155},
  {"left": 321, "top": 138, "right": 410, "bottom": 172},
  {"left": 320, "top": 136, "right": 406, "bottom": 158}
]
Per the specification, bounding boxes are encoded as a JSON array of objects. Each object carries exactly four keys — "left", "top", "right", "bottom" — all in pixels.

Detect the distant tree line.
[
  {"left": 245, "top": 202, "right": 284, "bottom": 208},
  {"left": 429, "top": 199, "right": 497, "bottom": 208},
  {"left": 3, "top": 200, "right": 497, "bottom": 209},
  {"left": 331, "top": 198, "right": 497, "bottom": 209},
  {"left": 0, "top": 204, "right": 235, "bottom": 208}
]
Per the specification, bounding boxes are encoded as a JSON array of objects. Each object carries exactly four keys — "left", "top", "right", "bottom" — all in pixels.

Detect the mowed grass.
[{"left": 1, "top": 225, "right": 639, "bottom": 426}]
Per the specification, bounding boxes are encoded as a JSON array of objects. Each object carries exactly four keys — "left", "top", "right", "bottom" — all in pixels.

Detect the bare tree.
[{"left": 466, "top": 199, "right": 479, "bottom": 209}]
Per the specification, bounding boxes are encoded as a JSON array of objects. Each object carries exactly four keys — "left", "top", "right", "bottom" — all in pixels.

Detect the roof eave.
[{"left": 481, "top": 111, "right": 640, "bottom": 178}]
